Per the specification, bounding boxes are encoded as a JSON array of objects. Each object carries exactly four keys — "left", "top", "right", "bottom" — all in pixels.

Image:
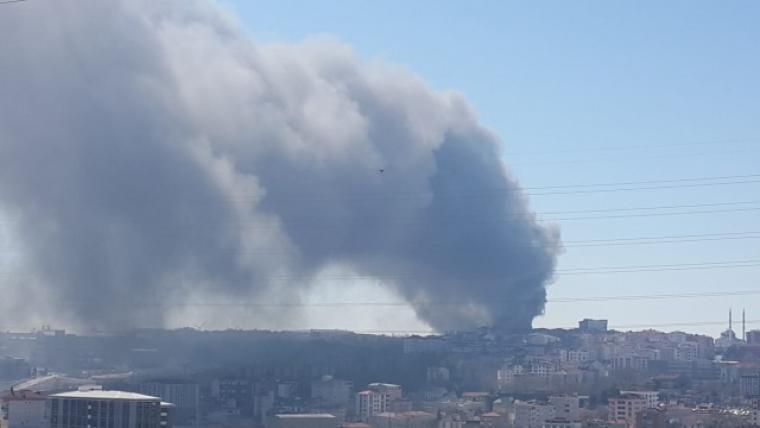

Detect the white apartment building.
[
  {"left": 48, "top": 388, "right": 174, "bottom": 428},
  {"left": 355, "top": 383, "right": 402, "bottom": 422}
]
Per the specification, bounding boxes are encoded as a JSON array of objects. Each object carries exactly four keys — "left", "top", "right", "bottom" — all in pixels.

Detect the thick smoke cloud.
[{"left": 0, "top": 0, "right": 560, "bottom": 332}]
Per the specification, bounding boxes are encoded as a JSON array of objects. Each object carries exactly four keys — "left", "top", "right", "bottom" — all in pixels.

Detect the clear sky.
[{"left": 224, "top": 0, "right": 760, "bottom": 336}]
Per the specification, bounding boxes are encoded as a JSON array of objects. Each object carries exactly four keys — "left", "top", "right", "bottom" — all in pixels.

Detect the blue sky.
[{"left": 224, "top": 0, "right": 760, "bottom": 335}]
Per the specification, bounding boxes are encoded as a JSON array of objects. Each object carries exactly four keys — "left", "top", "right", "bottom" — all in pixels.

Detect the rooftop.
[
  {"left": 368, "top": 383, "right": 401, "bottom": 389},
  {"left": 614, "top": 393, "right": 648, "bottom": 400},
  {"left": 13, "top": 375, "right": 91, "bottom": 391},
  {"left": 1, "top": 390, "right": 46, "bottom": 401},
  {"left": 462, "top": 392, "right": 490, "bottom": 398},
  {"left": 275, "top": 414, "right": 336, "bottom": 419},
  {"left": 50, "top": 390, "right": 160, "bottom": 401}
]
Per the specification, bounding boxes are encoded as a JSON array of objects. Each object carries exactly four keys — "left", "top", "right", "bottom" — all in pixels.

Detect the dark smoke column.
[
  {"left": 276, "top": 128, "right": 561, "bottom": 333},
  {"left": 414, "top": 131, "right": 559, "bottom": 332}
]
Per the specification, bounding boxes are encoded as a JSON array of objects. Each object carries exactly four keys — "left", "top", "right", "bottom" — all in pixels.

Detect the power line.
[
  {"left": 0, "top": 175, "right": 757, "bottom": 215},
  {"left": 1, "top": 258, "right": 759, "bottom": 280},
  {"left": 181, "top": 258, "right": 760, "bottom": 280},
  {"left": 3, "top": 231, "right": 760, "bottom": 256},
  {"left": 550, "top": 290, "right": 760, "bottom": 303},
  {"left": 504, "top": 138, "right": 760, "bottom": 157},
  {"left": 228, "top": 230, "right": 760, "bottom": 252},
  {"left": 225, "top": 231, "right": 760, "bottom": 252},
  {"left": 509, "top": 148, "right": 758, "bottom": 167},
  {"left": 227, "top": 205, "right": 760, "bottom": 233},
  {"left": 608, "top": 320, "right": 758, "bottom": 330},
  {"left": 565, "top": 233, "right": 760, "bottom": 248},
  {"left": 537, "top": 200, "right": 760, "bottom": 215},
  {"left": 350, "top": 318, "right": 760, "bottom": 334},
  {"left": 222, "top": 174, "right": 760, "bottom": 203},
  {"left": 522, "top": 173, "right": 760, "bottom": 191},
  {"left": 143, "top": 289, "right": 760, "bottom": 309},
  {"left": 276, "top": 200, "right": 760, "bottom": 224},
  {"left": 288, "top": 318, "right": 760, "bottom": 334},
  {"left": 528, "top": 179, "right": 760, "bottom": 197},
  {"left": 558, "top": 259, "right": 760, "bottom": 275},
  {"left": 0, "top": 0, "right": 28, "bottom": 4},
  {"left": 438, "top": 205, "right": 760, "bottom": 223},
  {"left": 4, "top": 200, "right": 758, "bottom": 234},
  {"left": 565, "top": 230, "right": 760, "bottom": 244}
]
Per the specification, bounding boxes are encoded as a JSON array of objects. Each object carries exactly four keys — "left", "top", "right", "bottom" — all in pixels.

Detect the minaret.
[
  {"left": 730, "top": 308, "right": 733, "bottom": 333},
  {"left": 743, "top": 309, "right": 746, "bottom": 342}
]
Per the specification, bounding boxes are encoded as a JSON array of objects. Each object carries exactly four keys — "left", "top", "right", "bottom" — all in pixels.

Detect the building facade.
[
  {"left": 1, "top": 390, "right": 47, "bottom": 428},
  {"left": 513, "top": 401, "right": 555, "bottom": 428},
  {"left": 136, "top": 381, "right": 198, "bottom": 425},
  {"left": 272, "top": 413, "right": 336, "bottom": 428},
  {"left": 620, "top": 391, "right": 659, "bottom": 409},
  {"left": 608, "top": 394, "right": 647, "bottom": 428},
  {"left": 47, "top": 389, "right": 173, "bottom": 428},
  {"left": 578, "top": 319, "right": 608, "bottom": 333},
  {"left": 542, "top": 418, "right": 582, "bottom": 428},
  {"left": 311, "top": 377, "right": 352, "bottom": 408},
  {"left": 355, "top": 384, "right": 402, "bottom": 422},
  {"left": 548, "top": 395, "right": 580, "bottom": 422}
]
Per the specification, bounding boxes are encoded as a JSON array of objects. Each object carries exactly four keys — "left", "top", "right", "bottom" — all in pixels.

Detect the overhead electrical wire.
[
  {"left": 1, "top": 253, "right": 759, "bottom": 278},
  {"left": 222, "top": 205, "right": 760, "bottom": 235},
  {"left": 220, "top": 173, "right": 760, "bottom": 203},
  {"left": 503, "top": 138, "right": 760, "bottom": 157},
  {"left": 260, "top": 318, "right": 760, "bottom": 335},
  {"left": 144, "top": 289, "right": 760, "bottom": 309},
  {"left": 509, "top": 148, "right": 758, "bottom": 167},
  {"left": 3, "top": 231, "right": 760, "bottom": 256},
  {"left": 345, "top": 318, "right": 760, "bottom": 334}
]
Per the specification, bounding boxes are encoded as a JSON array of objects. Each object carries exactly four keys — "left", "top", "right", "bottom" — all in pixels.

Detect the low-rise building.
[
  {"left": 548, "top": 395, "right": 580, "bottom": 421},
  {"left": 368, "top": 411, "right": 436, "bottom": 428},
  {"left": 311, "top": 376, "right": 352, "bottom": 408},
  {"left": 578, "top": 319, "right": 607, "bottom": 333},
  {"left": 136, "top": 380, "right": 199, "bottom": 425},
  {"left": 542, "top": 417, "right": 582, "bottom": 428},
  {"left": 0, "top": 390, "right": 47, "bottom": 428},
  {"left": 740, "top": 373, "right": 760, "bottom": 397},
  {"left": 514, "top": 400, "right": 554, "bottom": 428},
  {"left": 619, "top": 391, "right": 659, "bottom": 409},
  {"left": 608, "top": 394, "right": 647, "bottom": 428},
  {"left": 272, "top": 413, "right": 337, "bottom": 428},
  {"left": 747, "top": 330, "right": 760, "bottom": 345}
]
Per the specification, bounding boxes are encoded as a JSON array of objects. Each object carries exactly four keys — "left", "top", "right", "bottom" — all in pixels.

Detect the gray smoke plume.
[{"left": 0, "top": 0, "right": 560, "bottom": 332}]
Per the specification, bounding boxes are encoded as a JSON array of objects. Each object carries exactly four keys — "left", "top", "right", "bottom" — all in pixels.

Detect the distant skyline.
[{"left": 225, "top": 0, "right": 760, "bottom": 336}]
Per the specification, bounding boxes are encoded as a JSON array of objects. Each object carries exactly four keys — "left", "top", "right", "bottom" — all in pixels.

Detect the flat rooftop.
[
  {"left": 275, "top": 414, "right": 336, "bottom": 419},
  {"left": 50, "top": 390, "right": 160, "bottom": 401}
]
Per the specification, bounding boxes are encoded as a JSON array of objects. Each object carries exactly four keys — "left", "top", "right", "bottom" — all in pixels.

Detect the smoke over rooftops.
[{"left": 0, "top": 0, "right": 560, "bottom": 332}]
